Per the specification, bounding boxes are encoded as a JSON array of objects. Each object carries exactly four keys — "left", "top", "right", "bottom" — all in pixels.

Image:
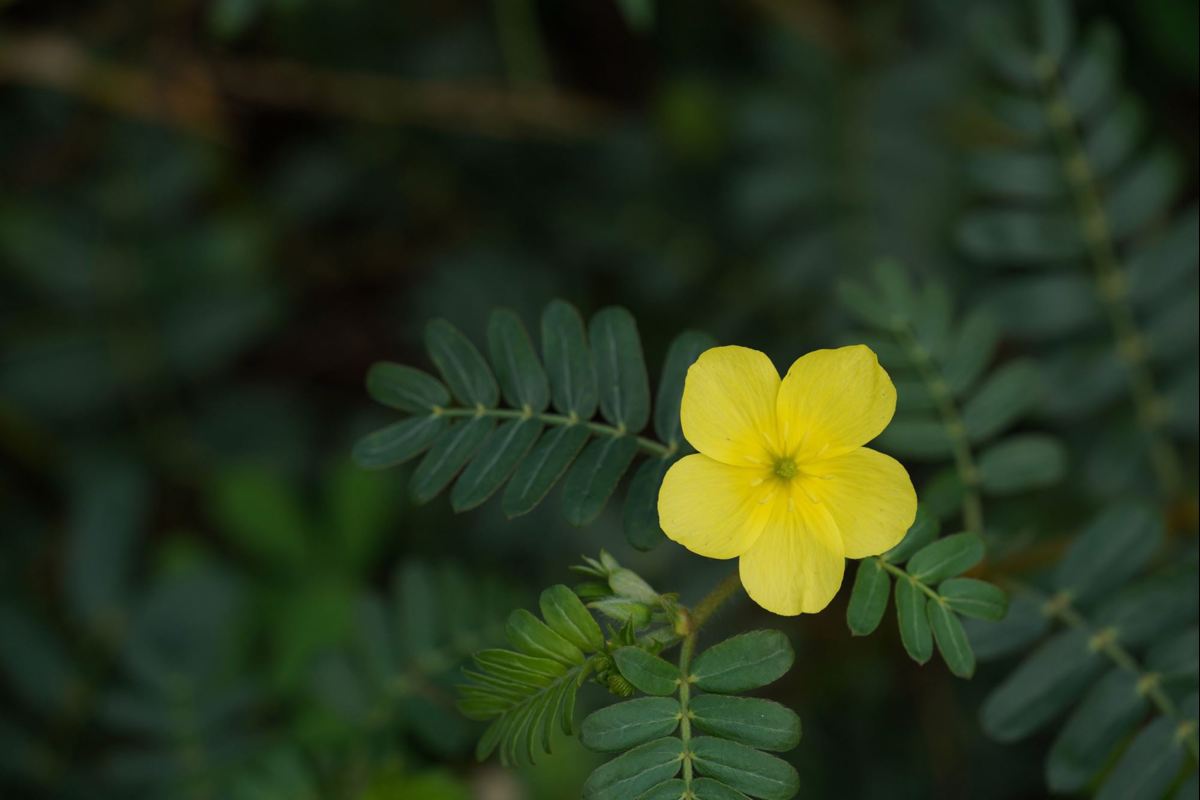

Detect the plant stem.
[
  {"left": 894, "top": 325, "right": 985, "bottom": 537},
  {"left": 875, "top": 557, "right": 941, "bottom": 602},
  {"left": 677, "top": 569, "right": 743, "bottom": 790},
  {"left": 1017, "top": 583, "right": 1199, "bottom": 762},
  {"left": 678, "top": 630, "right": 698, "bottom": 787},
  {"left": 1035, "top": 60, "right": 1181, "bottom": 499},
  {"left": 691, "top": 571, "right": 745, "bottom": 630},
  {"left": 436, "top": 406, "right": 675, "bottom": 459}
]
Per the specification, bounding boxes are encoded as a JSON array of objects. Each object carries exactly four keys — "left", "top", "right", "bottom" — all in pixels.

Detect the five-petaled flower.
[{"left": 657, "top": 345, "right": 917, "bottom": 616}]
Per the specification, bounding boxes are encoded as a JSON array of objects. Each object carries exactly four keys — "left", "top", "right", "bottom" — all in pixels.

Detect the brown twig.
[{"left": 0, "top": 32, "right": 614, "bottom": 141}]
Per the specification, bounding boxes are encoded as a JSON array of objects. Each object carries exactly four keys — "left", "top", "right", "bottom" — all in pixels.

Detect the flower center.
[{"left": 773, "top": 457, "right": 799, "bottom": 480}]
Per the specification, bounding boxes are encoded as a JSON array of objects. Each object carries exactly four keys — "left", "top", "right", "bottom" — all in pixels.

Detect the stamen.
[{"left": 773, "top": 457, "right": 799, "bottom": 480}]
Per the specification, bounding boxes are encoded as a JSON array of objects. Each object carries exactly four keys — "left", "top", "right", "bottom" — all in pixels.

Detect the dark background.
[{"left": 1, "top": 1, "right": 1196, "bottom": 798}]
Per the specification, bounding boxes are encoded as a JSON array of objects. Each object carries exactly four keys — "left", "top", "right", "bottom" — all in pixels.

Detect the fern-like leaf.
[
  {"left": 961, "top": 0, "right": 1197, "bottom": 498},
  {"left": 970, "top": 503, "right": 1199, "bottom": 794},
  {"left": 840, "top": 261, "right": 1067, "bottom": 537},
  {"left": 354, "top": 299, "right": 715, "bottom": 549},
  {"left": 581, "top": 629, "right": 800, "bottom": 800},
  {"left": 457, "top": 584, "right": 606, "bottom": 766}
]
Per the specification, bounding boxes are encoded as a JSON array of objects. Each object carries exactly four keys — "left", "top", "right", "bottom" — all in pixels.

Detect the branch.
[
  {"left": 1035, "top": 58, "right": 1183, "bottom": 499},
  {"left": 0, "top": 33, "right": 614, "bottom": 141}
]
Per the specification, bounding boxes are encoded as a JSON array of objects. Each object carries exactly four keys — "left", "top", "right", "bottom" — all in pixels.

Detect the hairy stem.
[
  {"left": 678, "top": 569, "right": 743, "bottom": 789},
  {"left": 1018, "top": 584, "right": 1199, "bottom": 762},
  {"left": 436, "top": 406, "right": 675, "bottom": 459},
  {"left": 894, "top": 325, "right": 985, "bottom": 536},
  {"left": 1035, "top": 60, "right": 1181, "bottom": 499}
]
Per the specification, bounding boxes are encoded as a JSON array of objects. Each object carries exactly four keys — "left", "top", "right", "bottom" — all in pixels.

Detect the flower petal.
[
  {"left": 738, "top": 492, "right": 845, "bottom": 615},
  {"left": 803, "top": 447, "right": 917, "bottom": 559},
  {"left": 658, "top": 454, "right": 776, "bottom": 559},
  {"left": 776, "top": 345, "right": 896, "bottom": 461},
  {"left": 680, "top": 346, "right": 781, "bottom": 467}
]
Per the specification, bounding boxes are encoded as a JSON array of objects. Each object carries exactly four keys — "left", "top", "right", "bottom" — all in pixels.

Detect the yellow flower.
[{"left": 657, "top": 345, "right": 917, "bottom": 616}]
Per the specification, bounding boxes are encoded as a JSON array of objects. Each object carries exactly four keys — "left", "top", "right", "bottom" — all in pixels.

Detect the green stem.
[
  {"left": 1035, "top": 60, "right": 1181, "bottom": 499},
  {"left": 436, "top": 406, "right": 675, "bottom": 459},
  {"left": 678, "top": 569, "right": 743, "bottom": 790},
  {"left": 678, "top": 631, "right": 698, "bottom": 787},
  {"left": 691, "top": 571, "right": 745, "bottom": 630},
  {"left": 875, "top": 557, "right": 940, "bottom": 602},
  {"left": 894, "top": 325, "right": 985, "bottom": 536},
  {"left": 1016, "top": 583, "right": 1199, "bottom": 762}
]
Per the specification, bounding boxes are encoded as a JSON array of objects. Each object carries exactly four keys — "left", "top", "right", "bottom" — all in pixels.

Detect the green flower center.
[{"left": 773, "top": 457, "right": 799, "bottom": 480}]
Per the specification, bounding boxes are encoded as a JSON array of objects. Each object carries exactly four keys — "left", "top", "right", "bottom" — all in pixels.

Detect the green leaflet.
[
  {"left": 425, "top": 319, "right": 499, "bottom": 408},
  {"left": 410, "top": 417, "right": 495, "bottom": 504},
  {"left": 937, "top": 579, "right": 1008, "bottom": 621},
  {"left": 927, "top": 600, "right": 975, "bottom": 678},
  {"left": 450, "top": 419, "right": 542, "bottom": 511},
  {"left": 1127, "top": 206, "right": 1198, "bottom": 305},
  {"left": 209, "top": 466, "right": 310, "bottom": 568},
  {"left": 1053, "top": 505, "right": 1163, "bottom": 607},
  {"left": 487, "top": 309, "right": 550, "bottom": 412},
  {"left": 964, "top": 593, "right": 1050, "bottom": 661},
  {"left": 875, "top": 418, "right": 954, "bottom": 460},
  {"left": 636, "top": 781, "right": 688, "bottom": 800},
  {"left": 977, "top": 434, "right": 1067, "bottom": 495},
  {"left": 541, "top": 299, "right": 598, "bottom": 418},
  {"left": 502, "top": 424, "right": 590, "bottom": 518},
  {"left": 590, "top": 306, "right": 651, "bottom": 433},
  {"left": 1094, "top": 572, "right": 1200, "bottom": 649},
  {"left": 981, "top": 628, "right": 1106, "bottom": 742},
  {"left": 1106, "top": 149, "right": 1180, "bottom": 241},
  {"left": 906, "top": 533, "right": 984, "bottom": 584},
  {"left": 846, "top": 559, "right": 890, "bottom": 637},
  {"left": 689, "top": 736, "right": 800, "bottom": 800},
  {"left": 65, "top": 454, "right": 145, "bottom": 637},
  {"left": 894, "top": 578, "right": 932, "bottom": 665},
  {"left": 688, "top": 695, "right": 801, "bottom": 752},
  {"left": 637, "top": 779, "right": 755, "bottom": 800},
  {"left": 582, "top": 736, "right": 684, "bottom": 800},
  {"left": 1034, "top": 0, "right": 1072, "bottom": 67},
  {"left": 1147, "top": 627, "right": 1200, "bottom": 688},
  {"left": 538, "top": 585, "right": 605, "bottom": 653},
  {"left": 623, "top": 457, "right": 671, "bottom": 551},
  {"left": 961, "top": 359, "right": 1041, "bottom": 442},
  {"left": 655, "top": 330, "right": 717, "bottom": 447},
  {"left": 883, "top": 507, "right": 939, "bottom": 563},
  {"left": 504, "top": 608, "right": 585, "bottom": 667},
  {"left": 967, "top": 151, "right": 1065, "bottom": 202},
  {"left": 1094, "top": 715, "right": 1187, "bottom": 800},
  {"left": 689, "top": 631, "right": 794, "bottom": 693},
  {"left": 613, "top": 647, "right": 680, "bottom": 696},
  {"left": 561, "top": 435, "right": 638, "bottom": 526},
  {"left": 366, "top": 362, "right": 451, "bottom": 413},
  {"left": 981, "top": 275, "right": 1098, "bottom": 341},
  {"left": 1046, "top": 669, "right": 1146, "bottom": 793},
  {"left": 580, "top": 697, "right": 681, "bottom": 752},
  {"left": 352, "top": 415, "right": 447, "bottom": 469},
  {"left": 957, "top": 209, "right": 1085, "bottom": 264},
  {"left": 941, "top": 310, "right": 998, "bottom": 395},
  {"left": 691, "top": 778, "right": 755, "bottom": 800}
]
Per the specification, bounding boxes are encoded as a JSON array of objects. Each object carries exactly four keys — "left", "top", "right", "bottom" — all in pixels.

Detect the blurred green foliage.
[{"left": 1, "top": 0, "right": 1196, "bottom": 798}]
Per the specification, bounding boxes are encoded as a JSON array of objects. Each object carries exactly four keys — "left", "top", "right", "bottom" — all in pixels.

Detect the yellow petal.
[
  {"left": 658, "top": 454, "right": 776, "bottom": 559},
  {"left": 776, "top": 345, "right": 896, "bottom": 461},
  {"left": 738, "top": 491, "right": 845, "bottom": 615},
  {"left": 803, "top": 447, "right": 917, "bottom": 559},
  {"left": 680, "top": 346, "right": 781, "bottom": 467}
]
